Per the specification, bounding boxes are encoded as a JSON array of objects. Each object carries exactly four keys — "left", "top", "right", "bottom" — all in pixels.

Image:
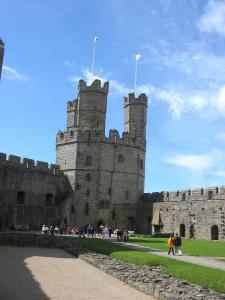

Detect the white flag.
[
  {"left": 94, "top": 36, "right": 98, "bottom": 42},
  {"left": 135, "top": 54, "right": 141, "bottom": 61}
]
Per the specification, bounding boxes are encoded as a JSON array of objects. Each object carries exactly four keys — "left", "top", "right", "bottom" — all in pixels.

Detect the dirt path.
[
  {"left": 112, "top": 241, "right": 225, "bottom": 271},
  {"left": 0, "top": 246, "right": 155, "bottom": 300}
]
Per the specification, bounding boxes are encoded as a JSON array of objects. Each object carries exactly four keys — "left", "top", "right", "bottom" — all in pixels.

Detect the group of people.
[
  {"left": 167, "top": 233, "right": 182, "bottom": 255},
  {"left": 115, "top": 229, "right": 129, "bottom": 242},
  {"left": 41, "top": 224, "right": 66, "bottom": 235}
]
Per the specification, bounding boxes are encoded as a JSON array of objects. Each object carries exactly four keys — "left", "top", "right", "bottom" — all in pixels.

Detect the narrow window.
[
  {"left": 188, "top": 189, "right": 191, "bottom": 196},
  {"left": 76, "top": 183, "right": 80, "bottom": 190},
  {"left": 112, "top": 211, "right": 116, "bottom": 220},
  {"left": 125, "top": 190, "right": 129, "bottom": 200},
  {"left": 216, "top": 186, "right": 219, "bottom": 194},
  {"left": 17, "top": 191, "right": 25, "bottom": 205},
  {"left": 86, "top": 155, "right": 92, "bottom": 166},
  {"left": 108, "top": 187, "right": 112, "bottom": 195},
  {"left": 70, "top": 131, "right": 74, "bottom": 138},
  {"left": 84, "top": 203, "right": 89, "bottom": 216},
  {"left": 182, "top": 193, "right": 186, "bottom": 201},
  {"left": 86, "top": 173, "right": 91, "bottom": 181},
  {"left": 140, "top": 159, "right": 143, "bottom": 169},
  {"left": 201, "top": 188, "right": 204, "bottom": 195}
]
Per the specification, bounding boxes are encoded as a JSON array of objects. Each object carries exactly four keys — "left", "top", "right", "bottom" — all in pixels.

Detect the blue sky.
[{"left": 1, "top": 0, "right": 225, "bottom": 193}]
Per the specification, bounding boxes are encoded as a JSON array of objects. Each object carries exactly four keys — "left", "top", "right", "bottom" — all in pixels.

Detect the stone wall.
[
  {"left": 0, "top": 153, "right": 70, "bottom": 230},
  {"left": 138, "top": 188, "right": 225, "bottom": 240}
]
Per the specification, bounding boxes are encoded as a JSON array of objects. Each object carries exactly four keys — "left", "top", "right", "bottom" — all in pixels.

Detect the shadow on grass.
[{"left": 129, "top": 238, "right": 166, "bottom": 244}]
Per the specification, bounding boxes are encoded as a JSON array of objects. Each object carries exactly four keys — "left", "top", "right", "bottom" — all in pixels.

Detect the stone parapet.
[{"left": 0, "top": 152, "right": 62, "bottom": 175}]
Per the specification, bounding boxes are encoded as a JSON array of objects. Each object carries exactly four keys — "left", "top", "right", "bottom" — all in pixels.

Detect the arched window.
[
  {"left": 211, "top": 225, "right": 219, "bottom": 240},
  {"left": 180, "top": 224, "right": 185, "bottom": 237},
  {"left": 17, "top": 191, "right": 25, "bottom": 205},
  {"left": 118, "top": 154, "right": 124, "bottom": 163}
]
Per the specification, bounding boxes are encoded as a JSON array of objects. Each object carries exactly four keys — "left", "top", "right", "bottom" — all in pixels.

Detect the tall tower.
[
  {"left": 124, "top": 93, "right": 147, "bottom": 142},
  {"left": 56, "top": 79, "right": 109, "bottom": 226},
  {"left": 0, "top": 38, "right": 4, "bottom": 80}
]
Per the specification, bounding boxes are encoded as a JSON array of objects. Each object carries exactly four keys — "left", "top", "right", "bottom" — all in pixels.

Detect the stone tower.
[
  {"left": 0, "top": 38, "right": 4, "bottom": 80},
  {"left": 56, "top": 79, "right": 148, "bottom": 229}
]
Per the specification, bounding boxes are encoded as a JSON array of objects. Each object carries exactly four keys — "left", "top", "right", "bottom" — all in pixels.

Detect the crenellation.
[
  {"left": 0, "top": 152, "right": 6, "bottom": 161},
  {"left": 22, "top": 158, "right": 35, "bottom": 168},
  {"left": 36, "top": 160, "right": 49, "bottom": 171},
  {"left": 124, "top": 92, "right": 148, "bottom": 108},
  {"left": 8, "top": 155, "right": 21, "bottom": 164},
  {"left": 78, "top": 79, "right": 109, "bottom": 94}
]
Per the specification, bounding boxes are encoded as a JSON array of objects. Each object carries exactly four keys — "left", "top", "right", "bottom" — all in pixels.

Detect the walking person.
[
  {"left": 167, "top": 234, "right": 175, "bottom": 255},
  {"left": 174, "top": 233, "right": 182, "bottom": 255}
]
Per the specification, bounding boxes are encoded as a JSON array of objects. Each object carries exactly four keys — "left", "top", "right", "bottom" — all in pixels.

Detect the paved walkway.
[
  {"left": 0, "top": 246, "right": 155, "bottom": 300},
  {"left": 111, "top": 240, "right": 225, "bottom": 271}
]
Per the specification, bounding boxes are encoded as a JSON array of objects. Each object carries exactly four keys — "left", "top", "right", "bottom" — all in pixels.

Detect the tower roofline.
[
  {"left": 78, "top": 79, "right": 109, "bottom": 94},
  {"left": 124, "top": 92, "right": 148, "bottom": 107}
]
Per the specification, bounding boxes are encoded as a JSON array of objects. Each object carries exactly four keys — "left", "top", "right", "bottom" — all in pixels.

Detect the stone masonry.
[
  {"left": 56, "top": 79, "right": 147, "bottom": 230},
  {"left": 1, "top": 78, "right": 225, "bottom": 240}
]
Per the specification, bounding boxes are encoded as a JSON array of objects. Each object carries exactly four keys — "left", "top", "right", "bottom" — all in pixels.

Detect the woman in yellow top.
[{"left": 167, "top": 235, "right": 175, "bottom": 255}]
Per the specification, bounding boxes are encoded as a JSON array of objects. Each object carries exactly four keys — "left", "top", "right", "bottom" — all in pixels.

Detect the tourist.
[
  {"left": 167, "top": 234, "right": 175, "bottom": 255},
  {"left": 54, "top": 226, "right": 59, "bottom": 234},
  {"left": 50, "top": 225, "right": 54, "bottom": 235},
  {"left": 108, "top": 226, "right": 112, "bottom": 238},
  {"left": 104, "top": 226, "right": 109, "bottom": 239},
  {"left": 91, "top": 226, "right": 95, "bottom": 238},
  {"left": 174, "top": 233, "right": 182, "bottom": 255},
  {"left": 123, "top": 230, "right": 128, "bottom": 243},
  {"left": 87, "top": 224, "right": 91, "bottom": 237}
]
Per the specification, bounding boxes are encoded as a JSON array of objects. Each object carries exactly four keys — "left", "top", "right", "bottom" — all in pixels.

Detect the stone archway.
[
  {"left": 211, "top": 225, "right": 219, "bottom": 240},
  {"left": 179, "top": 223, "right": 185, "bottom": 237},
  {"left": 189, "top": 224, "right": 194, "bottom": 238}
]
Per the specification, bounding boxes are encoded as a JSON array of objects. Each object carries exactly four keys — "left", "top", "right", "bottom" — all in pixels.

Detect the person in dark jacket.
[{"left": 174, "top": 233, "right": 182, "bottom": 255}]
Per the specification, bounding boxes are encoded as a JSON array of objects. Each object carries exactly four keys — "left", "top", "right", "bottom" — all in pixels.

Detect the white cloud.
[
  {"left": 164, "top": 154, "right": 213, "bottom": 171},
  {"left": 216, "top": 132, "right": 225, "bottom": 140},
  {"left": 198, "top": 0, "right": 225, "bottom": 36},
  {"left": 2, "top": 65, "right": 29, "bottom": 82},
  {"left": 65, "top": 61, "right": 76, "bottom": 67},
  {"left": 213, "top": 170, "right": 225, "bottom": 177}
]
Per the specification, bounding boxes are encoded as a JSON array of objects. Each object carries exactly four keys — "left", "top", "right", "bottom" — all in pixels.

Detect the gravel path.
[
  {"left": 112, "top": 241, "right": 225, "bottom": 271},
  {"left": 0, "top": 246, "right": 155, "bottom": 300}
]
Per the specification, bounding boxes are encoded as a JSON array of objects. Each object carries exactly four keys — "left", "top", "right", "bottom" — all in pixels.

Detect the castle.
[{"left": 0, "top": 79, "right": 224, "bottom": 240}]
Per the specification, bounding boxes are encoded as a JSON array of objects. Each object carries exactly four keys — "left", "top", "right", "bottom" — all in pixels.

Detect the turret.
[
  {"left": 124, "top": 93, "right": 148, "bottom": 141},
  {"left": 77, "top": 79, "right": 109, "bottom": 133},
  {"left": 0, "top": 38, "right": 4, "bottom": 80},
  {"left": 67, "top": 100, "right": 78, "bottom": 129}
]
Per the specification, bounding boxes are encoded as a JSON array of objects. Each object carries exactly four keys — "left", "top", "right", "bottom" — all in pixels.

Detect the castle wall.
[
  {"left": 137, "top": 188, "right": 225, "bottom": 240},
  {"left": 0, "top": 153, "right": 69, "bottom": 230}
]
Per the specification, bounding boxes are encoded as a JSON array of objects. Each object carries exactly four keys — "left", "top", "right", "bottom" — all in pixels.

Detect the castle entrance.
[
  {"left": 211, "top": 225, "right": 219, "bottom": 240},
  {"left": 179, "top": 224, "right": 185, "bottom": 237},
  {"left": 189, "top": 224, "right": 194, "bottom": 238}
]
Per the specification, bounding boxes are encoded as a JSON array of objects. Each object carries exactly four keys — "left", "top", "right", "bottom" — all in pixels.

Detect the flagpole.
[
  {"left": 91, "top": 36, "right": 97, "bottom": 82},
  {"left": 134, "top": 54, "right": 141, "bottom": 95}
]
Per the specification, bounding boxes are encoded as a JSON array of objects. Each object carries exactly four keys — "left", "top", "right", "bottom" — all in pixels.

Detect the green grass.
[
  {"left": 77, "top": 237, "right": 225, "bottom": 293},
  {"left": 129, "top": 237, "right": 225, "bottom": 257}
]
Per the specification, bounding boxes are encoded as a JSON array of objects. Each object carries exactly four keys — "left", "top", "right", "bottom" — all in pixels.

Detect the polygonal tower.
[{"left": 56, "top": 79, "right": 148, "bottom": 230}]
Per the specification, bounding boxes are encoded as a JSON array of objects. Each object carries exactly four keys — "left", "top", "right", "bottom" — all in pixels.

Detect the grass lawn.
[
  {"left": 129, "top": 236, "right": 225, "bottom": 257},
  {"left": 77, "top": 237, "right": 225, "bottom": 293}
]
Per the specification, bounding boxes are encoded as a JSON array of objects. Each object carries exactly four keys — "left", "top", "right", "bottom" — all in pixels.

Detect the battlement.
[
  {"left": 162, "top": 186, "right": 225, "bottom": 201},
  {"left": 67, "top": 99, "right": 78, "bottom": 111},
  {"left": 124, "top": 93, "right": 148, "bottom": 108},
  {"left": 107, "top": 129, "right": 146, "bottom": 149},
  {"left": 0, "top": 152, "right": 62, "bottom": 175},
  {"left": 78, "top": 79, "right": 109, "bottom": 95}
]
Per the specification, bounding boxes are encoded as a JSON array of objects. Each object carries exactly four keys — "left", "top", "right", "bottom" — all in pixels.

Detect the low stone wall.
[{"left": 0, "top": 232, "right": 224, "bottom": 300}]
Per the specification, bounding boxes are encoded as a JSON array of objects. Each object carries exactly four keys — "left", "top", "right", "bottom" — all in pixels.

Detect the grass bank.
[
  {"left": 77, "top": 237, "right": 225, "bottom": 293},
  {"left": 129, "top": 237, "right": 225, "bottom": 257}
]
